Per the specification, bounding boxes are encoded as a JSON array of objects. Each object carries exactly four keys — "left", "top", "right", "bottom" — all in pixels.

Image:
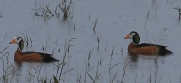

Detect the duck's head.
[
  {"left": 10, "top": 36, "right": 24, "bottom": 51},
  {"left": 124, "top": 31, "right": 140, "bottom": 45}
]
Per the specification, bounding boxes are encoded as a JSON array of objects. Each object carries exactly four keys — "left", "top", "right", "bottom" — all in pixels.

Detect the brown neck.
[
  {"left": 14, "top": 48, "right": 23, "bottom": 61},
  {"left": 128, "top": 42, "right": 137, "bottom": 52}
]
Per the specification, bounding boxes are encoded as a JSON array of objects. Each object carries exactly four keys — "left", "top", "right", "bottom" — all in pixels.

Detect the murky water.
[{"left": 0, "top": 0, "right": 181, "bottom": 83}]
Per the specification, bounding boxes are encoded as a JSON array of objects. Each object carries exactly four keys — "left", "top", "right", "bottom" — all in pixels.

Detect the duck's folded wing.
[
  {"left": 137, "top": 43, "right": 167, "bottom": 48},
  {"left": 24, "top": 52, "right": 59, "bottom": 62}
]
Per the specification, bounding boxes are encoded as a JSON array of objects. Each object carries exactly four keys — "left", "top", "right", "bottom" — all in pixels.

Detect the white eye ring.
[
  {"left": 14, "top": 37, "right": 22, "bottom": 44},
  {"left": 131, "top": 33, "right": 135, "bottom": 36},
  {"left": 129, "top": 33, "right": 135, "bottom": 38}
]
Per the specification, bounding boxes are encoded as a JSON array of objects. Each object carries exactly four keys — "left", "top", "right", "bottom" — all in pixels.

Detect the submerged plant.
[
  {"left": 0, "top": 11, "right": 3, "bottom": 17},
  {"left": 58, "top": 0, "right": 74, "bottom": 19},
  {"left": 93, "top": 18, "right": 98, "bottom": 32},
  {"left": 33, "top": 0, "right": 74, "bottom": 20},
  {"left": 173, "top": 6, "right": 181, "bottom": 19}
]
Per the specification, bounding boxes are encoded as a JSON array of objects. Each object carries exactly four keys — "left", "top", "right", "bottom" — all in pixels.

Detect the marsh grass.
[
  {"left": 74, "top": 24, "right": 76, "bottom": 31},
  {"left": 58, "top": 0, "right": 74, "bottom": 19},
  {"left": 0, "top": 35, "right": 74, "bottom": 83},
  {"left": 108, "top": 47, "right": 121, "bottom": 83},
  {"left": 93, "top": 18, "right": 98, "bottom": 33},
  {"left": 86, "top": 55, "right": 102, "bottom": 83},
  {"left": 157, "top": 27, "right": 168, "bottom": 45},
  {"left": 145, "top": 27, "right": 169, "bottom": 64},
  {"left": 0, "top": 0, "right": 178, "bottom": 82},
  {"left": 33, "top": 0, "right": 54, "bottom": 17},
  {"left": 23, "top": 35, "right": 33, "bottom": 51},
  {"left": 0, "top": 11, "right": 3, "bottom": 17},
  {"left": 144, "top": 0, "right": 158, "bottom": 39},
  {"left": 0, "top": 31, "right": 173, "bottom": 83},
  {"left": 33, "top": 0, "right": 74, "bottom": 20},
  {"left": 143, "top": 1, "right": 170, "bottom": 61},
  {"left": 0, "top": 46, "right": 15, "bottom": 83},
  {"left": 63, "top": 38, "right": 77, "bottom": 54},
  {"left": 0, "top": 32, "right": 174, "bottom": 83},
  {"left": 173, "top": 6, "right": 181, "bottom": 19},
  {"left": 97, "top": 37, "right": 100, "bottom": 51}
]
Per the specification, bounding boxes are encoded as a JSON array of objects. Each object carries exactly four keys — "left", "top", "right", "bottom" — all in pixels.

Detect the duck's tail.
[
  {"left": 38, "top": 53, "right": 59, "bottom": 62},
  {"left": 159, "top": 46, "right": 173, "bottom": 55},
  {"left": 165, "top": 49, "right": 173, "bottom": 53},
  {"left": 43, "top": 55, "right": 59, "bottom": 62}
]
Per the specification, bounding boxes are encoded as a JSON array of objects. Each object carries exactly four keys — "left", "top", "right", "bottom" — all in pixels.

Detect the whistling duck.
[
  {"left": 10, "top": 36, "right": 59, "bottom": 62},
  {"left": 124, "top": 31, "right": 173, "bottom": 55}
]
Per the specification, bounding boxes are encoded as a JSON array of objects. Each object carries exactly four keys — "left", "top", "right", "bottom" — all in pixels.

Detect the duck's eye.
[{"left": 131, "top": 32, "right": 136, "bottom": 36}]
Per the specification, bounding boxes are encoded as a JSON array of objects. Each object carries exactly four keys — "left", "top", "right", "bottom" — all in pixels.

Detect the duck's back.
[{"left": 137, "top": 43, "right": 172, "bottom": 55}]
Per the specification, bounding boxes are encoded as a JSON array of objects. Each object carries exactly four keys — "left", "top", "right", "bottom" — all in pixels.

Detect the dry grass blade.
[
  {"left": 0, "top": 46, "right": 9, "bottom": 53},
  {"left": 87, "top": 72, "right": 95, "bottom": 82},
  {"left": 58, "top": 0, "right": 73, "bottom": 19},
  {"left": 33, "top": 0, "right": 74, "bottom": 19},
  {"left": 0, "top": 11, "right": 3, "bottom": 17},
  {"left": 63, "top": 68, "right": 75, "bottom": 74},
  {"left": 53, "top": 75, "right": 59, "bottom": 83},
  {"left": 46, "top": 5, "right": 54, "bottom": 16},
  {"left": 173, "top": 6, "right": 181, "bottom": 19},
  {"left": 93, "top": 18, "right": 98, "bottom": 32},
  {"left": 111, "top": 72, "right": 118, "bottom": 83}
]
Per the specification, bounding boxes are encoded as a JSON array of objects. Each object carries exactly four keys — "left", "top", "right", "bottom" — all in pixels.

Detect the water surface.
[{"left": 0, "top": 0, "right": 180, "bottom": 83}]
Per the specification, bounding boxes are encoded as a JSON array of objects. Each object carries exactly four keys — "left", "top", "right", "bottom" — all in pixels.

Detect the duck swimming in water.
[
  {"left": 124, "top": 31, "right": 173, "bottom": 55},
  {"left": 10, "top": 36, "right": 59, "bottom": 62}
]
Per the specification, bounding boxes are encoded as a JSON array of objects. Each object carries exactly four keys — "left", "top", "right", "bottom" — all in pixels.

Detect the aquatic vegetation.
[
  {"left": 0, "top": 0, "right": 179, "bottom": 83},
  {"left": 0, "top": 11, "right": 3, "bottom": 17},
  {"left": 58, "top": 0, "right": 74, "bottom": 19},
  {"left": 173, "top": 6, "right": 181, "bottom": 19},
  {"left": 33, "top": 0, "right": 74, "bottom": 20}
]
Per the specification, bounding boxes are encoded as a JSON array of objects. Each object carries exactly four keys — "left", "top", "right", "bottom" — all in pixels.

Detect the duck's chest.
[
  {"left": 14, "top": 49, "right": 23, "bottom": 60},
  {"left": 128, "top": 43, "right": 137, "bottom": 52}
]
